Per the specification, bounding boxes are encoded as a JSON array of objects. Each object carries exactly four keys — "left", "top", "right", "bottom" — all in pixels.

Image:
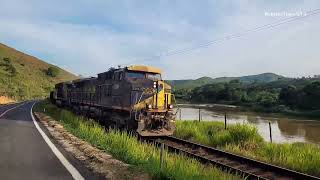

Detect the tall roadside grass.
[
  {"left": 175, "top": 120, "right": 320, "bottom": 177},
  {"left": 34, "top": 100, "right": 241, "bottom": 180},
  {"left": 175, "top": 121, "right": 263, "bottom": 147}
]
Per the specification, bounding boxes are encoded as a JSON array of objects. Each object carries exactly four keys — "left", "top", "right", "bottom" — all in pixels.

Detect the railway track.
[{"left": 143, "top": 136, "right": 319, "bottom": 180}]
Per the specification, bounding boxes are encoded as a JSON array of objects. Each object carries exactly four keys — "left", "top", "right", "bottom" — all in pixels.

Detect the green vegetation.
[
  {"left": 175, "top": 120, "right": 320, "bottom": 177},
  {"left": 280, "top": 82, "right": 320, "bottom": 110},
  {"left": 34, "top": 100, "right": 241, "bottom": 180},
  {"left": 176, "top": 79, "right": 281, "bottom": 109},
  {"left": 46, "top": 66, "right": 60, "bottom": 77},
  {"left": 0, "top": 43, "right": 77, "bottom": 100},
  {"left": 168, "top": 73, "right": 283, "bottom": 90},
  {"left": 0, "top": 57, "right": 17, "bottom": 76},
  {"left": 175, "top": 78, "right": 320, "bottom": 118},
  {"left": 175, "top": 121, "right": 263, "bottom": 147}
]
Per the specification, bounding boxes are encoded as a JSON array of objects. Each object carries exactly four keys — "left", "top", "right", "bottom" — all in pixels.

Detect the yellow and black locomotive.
[{"left": 50, "top": 65, "right": 176, "bottom": 136}]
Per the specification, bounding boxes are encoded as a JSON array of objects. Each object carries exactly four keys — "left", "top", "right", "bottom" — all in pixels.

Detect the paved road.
[
  {"left": 0, "top": 101, "right": 101, "bottom": 180},
  {"left": 0, "top": 102, "right": 24, "bottom": 116}
]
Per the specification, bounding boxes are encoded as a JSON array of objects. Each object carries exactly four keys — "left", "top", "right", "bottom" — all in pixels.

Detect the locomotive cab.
[{"left": 125, "top": 65, "right": 176, "bottom": 136}]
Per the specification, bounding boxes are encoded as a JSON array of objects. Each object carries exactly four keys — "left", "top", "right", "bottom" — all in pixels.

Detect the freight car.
[{"left": 50, "top": 65, "right": 176, "bottom": 136}]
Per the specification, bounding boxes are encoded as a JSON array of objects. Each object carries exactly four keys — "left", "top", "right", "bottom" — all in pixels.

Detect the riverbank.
[
  {"left": 177, "top": 102, "right": 320, "bottom": 120},
  {"left": 34, "top": 100, "right": 241, "bottom": 180},
  {"left": 174, "top": 120, "right": 320, "bottom": 177}
]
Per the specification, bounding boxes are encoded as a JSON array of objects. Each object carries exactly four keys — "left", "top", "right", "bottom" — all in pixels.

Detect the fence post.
[
  {"left": 179, "top": 109, "right": 182, "bottom": 120},
  {"left": 224, "top": 112, "right": 227, "bottom": 130},
  {"left": 269, "top": 122, "right": 273, "bottom": 143},
  {"left": 198, "top": 108, "right": 201, "bottom": 122},
  {"left": 160, "top": 143, "right": 164, "bottom": 170}
]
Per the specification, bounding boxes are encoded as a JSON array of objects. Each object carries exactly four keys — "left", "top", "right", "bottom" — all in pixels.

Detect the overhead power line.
[{"left": 123, "top": 8, "right": 320, "bottom": 66}]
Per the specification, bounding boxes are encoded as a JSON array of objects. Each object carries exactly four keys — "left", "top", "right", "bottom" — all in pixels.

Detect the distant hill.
[
  {"left": 0, "top": 43, "right": 78, "bottom": 100},
  {"left": 239, "top": 73, "right": 285, "bottom": 84},
  {"left": 168, "top": 73, "right": 286, "bottom": 90},
  {"left": 166, "top": 76, "right": 215, "bottom": 90}
]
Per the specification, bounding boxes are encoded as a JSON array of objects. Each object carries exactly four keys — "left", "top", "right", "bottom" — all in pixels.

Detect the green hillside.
[
  {"left": 0, "top": 43, "right": 78, "bottom": 100},
  {"left": 239, "top": 73, "right": 285, "bottom": 84},
  {"left": 166, "top": 76, "right": 215, "bottom": 90},
  {"left": 168, "top": 73, "right": 285, "bottom": 90}
]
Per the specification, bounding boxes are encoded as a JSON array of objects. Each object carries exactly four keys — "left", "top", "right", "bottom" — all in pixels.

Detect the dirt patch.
[
  {"left": 0, "top": 96, "right": 15, "bottom": 104},
  {"left": 34, "top": 112, "right": 151, "bottom": 180}
]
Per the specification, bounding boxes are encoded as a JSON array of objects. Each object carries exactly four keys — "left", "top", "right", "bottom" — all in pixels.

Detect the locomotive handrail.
[
  {"left": 171, "top": 94, "right": 180, "bottom": 116},
  {"left": 174, "top": 108, "right": 180, "bottom": 116},
  {"left": 134, "top": 91, "right": 145, "bottom": 121}
]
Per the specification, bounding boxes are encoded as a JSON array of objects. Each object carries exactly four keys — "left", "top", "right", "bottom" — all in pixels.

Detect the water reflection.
[{"left": 175, "top": 106, "right": 320, "bottom": 145}]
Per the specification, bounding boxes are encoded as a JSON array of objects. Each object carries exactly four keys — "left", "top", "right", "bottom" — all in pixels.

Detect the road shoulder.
[
  {"left": 34, "top": 112, "right": 150, "bottom": 180},
  {"left": 32, "top": 111, "right": 105, "bottom": 180}
]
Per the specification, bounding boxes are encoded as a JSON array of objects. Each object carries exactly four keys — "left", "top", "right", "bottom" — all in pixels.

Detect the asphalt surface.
[{"left": 0, "top": 101, "right": 102, "bottom": 180}]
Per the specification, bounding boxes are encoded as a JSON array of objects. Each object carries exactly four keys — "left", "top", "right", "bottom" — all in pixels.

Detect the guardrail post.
[
  {"left": 160, "top": 143, "right": 164, "bottom": 170},
  {"left": 179, "top": 109, "right": 182, "bottom": 120},
  {"left": 198, "top": 108, "right": 201, "bottom": 122},
  {"left": 269, "top": 122, "right": 273, "bottom": 143},
  {"left": 224, "top": 112, "right": 227, "bottom": 130}
]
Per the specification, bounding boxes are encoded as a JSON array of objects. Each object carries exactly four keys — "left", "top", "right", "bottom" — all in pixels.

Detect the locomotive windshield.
[
  {"left": 146, "top": 73, "right": 161, "bottom": 80},
  {"left": 126, "top": 71, "right": 145, "bottom": 79},
  {"left": 126, "top": 71, "right": 161, "bottom": 80}
]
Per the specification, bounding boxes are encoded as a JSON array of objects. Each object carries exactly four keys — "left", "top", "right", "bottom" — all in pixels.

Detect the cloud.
[{"left": 0, "top": 0, "right": 319, "bottom": 79}]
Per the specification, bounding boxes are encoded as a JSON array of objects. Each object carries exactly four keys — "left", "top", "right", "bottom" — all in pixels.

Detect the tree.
[
  {"left": 46, "top": 66, "right": 60, "bottom": 77},
  {"left": 279, "top": 85, "right": 298, "bottom": 107},
  {"left": 298, "top": 81, "right": 320, "bottom": 110},
  {"left": 256, "top": 91, "right": 278, "bottom": 107}
]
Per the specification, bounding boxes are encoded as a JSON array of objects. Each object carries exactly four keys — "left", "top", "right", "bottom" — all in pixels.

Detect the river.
[{"left": 175, "top": 104, "right": 320, "bottom": 145}]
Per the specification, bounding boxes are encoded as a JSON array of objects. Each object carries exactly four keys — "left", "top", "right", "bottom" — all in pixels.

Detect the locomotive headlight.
[
  {"left": 147, "top": 104, "right": 152, "bottom": 109},
  {"left": 168, "top": 104, "right": 173, "bottom": 109},
  {"left": 153, "top": 81, "right": 157, "bottom": 88}
]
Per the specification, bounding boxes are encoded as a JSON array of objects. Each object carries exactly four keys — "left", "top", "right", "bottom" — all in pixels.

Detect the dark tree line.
[
  {"left": 175, "top": 79, "right": 320, "bottom": 111},
  {"left": 279, "top": 82, "right": 320, "bottom": 110}
]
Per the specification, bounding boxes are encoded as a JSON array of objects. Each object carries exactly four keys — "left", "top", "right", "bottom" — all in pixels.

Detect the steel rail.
[{"left": 143, "top": 136, "right": 320, "bottom": 180}]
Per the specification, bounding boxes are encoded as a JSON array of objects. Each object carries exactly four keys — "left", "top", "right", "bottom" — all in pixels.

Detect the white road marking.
[
  {"left": 30, "top": 102, "right": 84, "bottom": 180},
  {"left": 0, "top": 102, "right": 26, "bottom": 118}
]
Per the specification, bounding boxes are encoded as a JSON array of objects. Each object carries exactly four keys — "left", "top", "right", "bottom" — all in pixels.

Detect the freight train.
[{"left": 50, "top": 65, "right": 176, "bottom": 136}]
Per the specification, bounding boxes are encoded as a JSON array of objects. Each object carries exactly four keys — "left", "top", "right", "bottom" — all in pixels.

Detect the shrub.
[
  {"left": 1, "top": 57, "right": 17, "bottom": 76},
  {"left": 46, "top": 66, "right": 60, "bottom": 77},
  {"left": 3, "top": 57, "right": 11, "bottom": 64}
]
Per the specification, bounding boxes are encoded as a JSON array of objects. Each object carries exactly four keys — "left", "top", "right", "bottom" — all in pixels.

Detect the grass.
[
  {"left": 175, "top": 121, "right": 263, "bottom": 147},
  {"left": 175, "top": 120, "right": 320, "bottom": 177},
  {"left": 34, "top": 100, "right": 241, "bottom": 180}
]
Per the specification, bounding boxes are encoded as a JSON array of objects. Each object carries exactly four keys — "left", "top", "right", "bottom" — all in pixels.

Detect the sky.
[{"left": 0, "top": 0, "right": 319, "bottom": 79}]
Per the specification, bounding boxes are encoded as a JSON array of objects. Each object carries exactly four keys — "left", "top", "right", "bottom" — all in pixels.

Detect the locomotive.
[{"left": 50, "top": 65, "right": 176, "bottom": 136}]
